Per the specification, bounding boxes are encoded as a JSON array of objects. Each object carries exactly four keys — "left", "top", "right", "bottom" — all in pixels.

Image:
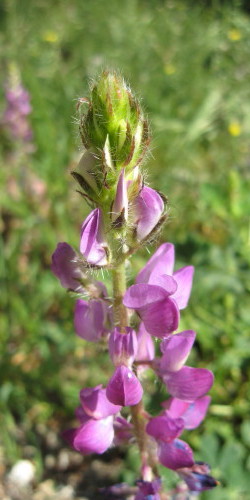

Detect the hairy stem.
[{"left": 112, "top": 261, "right": 158, "bottom": 481}]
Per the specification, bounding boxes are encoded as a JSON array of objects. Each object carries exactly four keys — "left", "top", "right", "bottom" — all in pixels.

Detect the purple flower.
[
  {"left": 131, "top": 186, "right": 164, "bottom": 241},
  {"left": 163, "top": 366, "right": 214, "bottom": 402},
  {"left": 159, "top": 330, "right": 196, "bottom": 373},
  {"left": 158, "top": 439, "right": 194, "bottom": 470},
  {"left": 177, "top": 462, "right": 218, "bottom": 492},
  {"left": 74, "top": 298, "right": 111, "bottom": 342},
  {"left": 135, "top": 322, "right": 155, "bottom": 363},
  {"left": 146, "top": 414, "right": 184, "bottom": 443},
  {"left": 79, "top": 385, "right": 122, "bottom": 419},
  {"left": 63, "top": 415, "right": 114, "bottom": 455},
  {"left": 162, "top": 395, "right": 211, "bottom": 429},
  {"left": 106, "top": 365, "right": 143, "bottom": 406},
  {"left": 51, "top": 242, "right": 84, "bottom": 292},
  {"left": 136, "top": 242, "right": 194, "bottom": 310},
  {"left": 123, "top": 280, "right": 179, "bottom": 338},
  {"left": 113, "top": 415, "right": 133, "bottom": 445},
  {"left": 155, "top": 330, "right": 214, "bottom": 401},
  {"left": 80, "top": 208, "right": 108, "bottom": 266},
  {"left": 109, "top": 327, "right": 138, "bottom": 367},
  {"left": 3, "top": 79, "right": 33, "bottom": 144},
  {"left": 135, "top": 478, "right": 161, "bottom": 500}
]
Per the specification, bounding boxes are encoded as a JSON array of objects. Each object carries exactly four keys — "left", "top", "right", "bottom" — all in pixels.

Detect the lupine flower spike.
[{"left": 51, "top": 71, "right": 218, "bottom": 498}]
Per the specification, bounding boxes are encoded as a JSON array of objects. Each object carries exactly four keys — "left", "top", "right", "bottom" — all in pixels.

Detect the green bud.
[{"left": 79, "top": 71, "right": 150, "bottom": 182}]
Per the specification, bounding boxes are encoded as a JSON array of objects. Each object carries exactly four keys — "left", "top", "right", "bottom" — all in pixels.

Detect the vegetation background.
[{"left": 1, "top": 0, "right": 250, "bottom": 498}]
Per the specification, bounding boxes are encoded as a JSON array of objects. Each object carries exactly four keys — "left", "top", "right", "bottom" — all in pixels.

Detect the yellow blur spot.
[
  {"left": 227, "top": 29, "right": 242, "bottom": 41},
  {"left": 42, "top": 31, "right": 59, "bottom": 43},
  {"left": 228, "top": 121, "right": 241, "bottom": 137},
  {"left": 164, "top": 64, "right": 176, "bottom": 75}
]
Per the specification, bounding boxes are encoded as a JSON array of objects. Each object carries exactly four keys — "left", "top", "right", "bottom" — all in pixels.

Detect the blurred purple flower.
[
  {"left": 3, "top": 81, "right": 33, "bottom": 144},
  {"left": 177, "top": 461, "right": 218, "bottom": 492},
  {"left": 135, "top": 478, "right": 161, "bottom": 500}
]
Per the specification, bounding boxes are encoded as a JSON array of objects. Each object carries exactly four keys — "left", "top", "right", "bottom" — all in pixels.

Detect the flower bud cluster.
[{"left": 51, "top": 71, "right": 218, "bottom": 498}]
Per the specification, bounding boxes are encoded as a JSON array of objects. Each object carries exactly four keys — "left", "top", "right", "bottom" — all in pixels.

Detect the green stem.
[{"left": 111, "top": 261, "right": 158, "bottom": 481}]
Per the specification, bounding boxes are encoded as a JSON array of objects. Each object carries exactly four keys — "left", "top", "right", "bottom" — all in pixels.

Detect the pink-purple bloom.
[
  {"left": 109, "top": 327, "right": 138, "bottom": 367},
  {"left": 106, "top": 365, "right": 143, "bottom": 406},
  {"left": 3, "top": 82, "right": 33, "bottom": 143},
  {"left": 79, "top": 385, "right": 122, "bottom": 419},
  {"left": 80, "top": 208, "right": 108, "bottom": 265},
  {"left": 131, "top": 186, "right": 164, "bottom": 241},
  {"left": 74, "top": 298, "right": 112, "bottom": 342},
  {"left": 51, "top": 242, "right": 84, "bottom": 292},
  {"left": 63, "top": 386, "right": 121, "bottom": 455},
  {"left": 123, "top": 243, "right": 194, "bottom": 338}
]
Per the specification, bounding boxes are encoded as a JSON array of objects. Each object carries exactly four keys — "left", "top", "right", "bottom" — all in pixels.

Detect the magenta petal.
[
  {"left": 133, "top": 186, "right": 164, "bottom": 241},
  {"left": 160, "top": 330, "right": 196, "bottom": 372},
  {"left": 158, "top": 439, "right": 194, "bottom": 470},
  {"left": 172, "top": 266, "right": 194, "bottom": 310},
  {"left": 178, "top": 396, "right": 211, "bottom": 429},
  {"left": 164, "top": 367, "right": 214, "bottom": 402},
  {"left": 80, "top": 208, "right": 107, "bottom": 265},
  {"left": 123, "top": 284, "right": 179, "bottom": 337},
  {"left": 51, "top": 242, "right": 83, "bottom": 291},
  {"left": 146, "top": 415, "right": 184, "bottom": 442},
  {"left": 136, "top": 323, "right": 155, "bottom": 362},
  {"left": 106, "top": 366, "right": 143, "bottom": 406},
  {"left": 64, "top": 416, "right": 114, "bottom": 455},
  {"left": 79, "top": 386, "right": 122, "bottom": 419},
  {"left": 136, "top": 243, "right": 175, "bottom": 285},
  {"left": 109, "top": 327, "right": 138, "bottom": 367},
  {"left": 124, "top": 283, "right": 174, "bottom": 309},
  {"left": 74, "top": 299, "right": 108, "bottom": 342}
]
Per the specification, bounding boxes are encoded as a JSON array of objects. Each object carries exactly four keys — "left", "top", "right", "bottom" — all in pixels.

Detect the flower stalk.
[{"left": 51, "top": 70, "right": 218, "bottom": 499}]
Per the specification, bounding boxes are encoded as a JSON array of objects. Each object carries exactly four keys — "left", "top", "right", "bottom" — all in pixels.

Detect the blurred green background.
[{"left": 1, "top": 0, "right": 250, "bottom": 498}]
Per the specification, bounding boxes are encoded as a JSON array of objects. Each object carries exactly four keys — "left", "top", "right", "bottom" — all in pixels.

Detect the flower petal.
[
  {"left": 136, "top": 323, "right": 155, "bottom": 362},
  {"left": 80, "top": 208, "right": 107, "bottom": 265},
  {"left": 106, "top": 366, "right": 143, "bottom": 406},
  {"left": 109, "top": 327, "right": 138, "bottom": 367},
  {"left": 146, "top": 414, "right": 184, "bottom": 442},
  {"left": 123, "top": 284, "right": 179, "bottom": 338},
  {"left": 172, "top": 266, "right": 194, "bottom": 310},
  {"left": 164, "top": 367, "right": 214, "bottom": 402},
  {"left": 79, "top": 385, "right": 122, "bottom": 419},
  {"left": 63, "top": 416, "right": 114, "bottom": 455},
  {"left": 51, "top": 242, "right": 83, "bottom": 291},
  {"left": 136, "top": 243, "right": 175, "bottom": 284},
  {"left": 74, "top": 299, "right": 108, "bottom": 342},
  {"left": 158, "top": 439, "right": 194, "bottom": 470},
  {"left": 159, "top": 330, "right": 196, "bottom": 372},
  {"left": 132, "top": 186, "right": 164, "bottom": 241}
]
